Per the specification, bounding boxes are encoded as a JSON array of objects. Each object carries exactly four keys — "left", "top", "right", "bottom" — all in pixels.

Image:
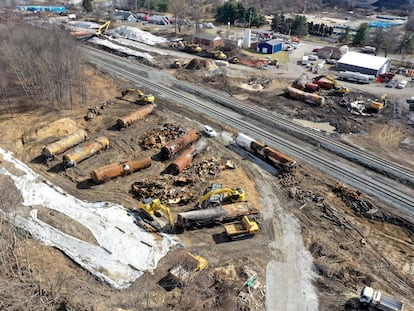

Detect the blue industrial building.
[{"left": 257, "top": 39, "right": 283, "bottom": 54}]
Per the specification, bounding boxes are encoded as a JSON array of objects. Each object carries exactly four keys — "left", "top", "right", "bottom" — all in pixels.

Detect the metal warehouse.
[
  {"left": 337, "top": 52, "right": 390, "bottom": 76},
  {"left": 257, "top": 39, "right": 283, "bottom": 54}
]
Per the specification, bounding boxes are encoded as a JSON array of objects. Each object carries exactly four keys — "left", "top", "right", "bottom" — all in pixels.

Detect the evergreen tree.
[
  {"left": 340, "top": 26, "right": 351, "bottom": 43},
  {"left": 82, "top": 0, "right": 93, "bottom": 12},
  {"left": 353, "top": 23, "right": 369, "bottom": 46}
]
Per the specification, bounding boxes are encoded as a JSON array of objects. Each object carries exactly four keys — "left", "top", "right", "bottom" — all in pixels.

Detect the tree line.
[
  {"left": 214, "top": 1, "right": 267, "bottom": 27},
  {"left": 270, "top": 13, "right": 414, "bottom": 55},
  {"left": 0, "top": 25, "right": 86, "bottom": 112}
]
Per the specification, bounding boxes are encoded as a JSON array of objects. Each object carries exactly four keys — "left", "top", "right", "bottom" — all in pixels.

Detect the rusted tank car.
[
  {"left": 42, "top": 129, "right": 88, "bottom": 160},
  {"left": 175, "top": 201, "right": 259, "bottom": 232},
  {"left": 63, "top": 136, "right": 109, "bottom": 168},
  {"left": 236, "top": 133, "right": 296, "bottom": 172},
  {"left": 91, "top": 157, "right": 151, "bottom": 183},
  {"left": 168, "top": 138, "right": 207, "bottom": 175},
  {"left": 284, "top": 86, "right": 325, "bottom": 106},
  {"left": 160, "top": 130, "right": 199, "bottom": 160},
  {"left": 116, "top": 104, "right": 154, "bottom": 129}
]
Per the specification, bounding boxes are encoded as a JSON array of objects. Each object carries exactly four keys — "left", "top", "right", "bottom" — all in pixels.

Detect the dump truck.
[
  {"left": 223, "top": 215, "right": 260, "bottom": 240},
  {"left": 359, "top": 286, "right": 406, "bottom": 311},
  {"left": 168, "top": 251, "right": 208, "bottom": 287}
]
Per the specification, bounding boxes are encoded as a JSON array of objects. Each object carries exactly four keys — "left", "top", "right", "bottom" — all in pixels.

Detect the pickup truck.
[{"left": 223, "top": 215, "right": 260, "bottom": 240}]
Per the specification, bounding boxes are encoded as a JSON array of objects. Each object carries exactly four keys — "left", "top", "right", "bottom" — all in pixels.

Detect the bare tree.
[{"left": 0, "top": 24, "right": 85, "bottom": 112}]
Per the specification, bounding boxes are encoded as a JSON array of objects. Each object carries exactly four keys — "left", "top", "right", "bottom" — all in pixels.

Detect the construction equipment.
[
  {"left": 95, "top": 21, "right": 111, "bottom": 36},
  {"left": 170, "top": 59, "right": 181, "bottom": 68},
  {"left": 312, "top": 74, "right": 349, "bottom": 94},
  {"left": 197, "top": 184, "right": 245, "bottom": 209},
  {"left": 140, "top": 198, "right": 173, "bottom": 230},
  {"left": 120, "top": 88, "right": 155, "bottom": 104},
  {"left": 370, "top": 93, "right": 388, "bottom": 112},
  {"left": 292, "top": 73, "right": 320, "bottom": 92},
  {"left": 359, "top": 286, "right": 406, "bottom": 311},
  {"left": 184, "top": 43, "right": 202, "bottom": 53},
  {"left": 223, "top": 215, "right": 260, "bottom": 240},
  {"left": 206, "top": 49, "right": 227, "bottom": 60},
  {"left": 168, "top": 251, "right": 208, "bottom": 287}
]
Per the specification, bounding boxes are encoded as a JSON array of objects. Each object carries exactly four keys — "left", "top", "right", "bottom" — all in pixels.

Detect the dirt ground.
[{"left": 1, "top": 54, "right": 414, "bottom": 311}]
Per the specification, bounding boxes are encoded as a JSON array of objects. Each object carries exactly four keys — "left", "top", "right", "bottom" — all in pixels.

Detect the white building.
[{"left": 336, "top": 51, "right": 390, "bottom": 76}]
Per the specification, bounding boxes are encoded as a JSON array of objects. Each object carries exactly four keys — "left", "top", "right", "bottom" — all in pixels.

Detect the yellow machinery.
[
  {"left": 313, "top": 74, "right": 349, "bottom": 95},
  {"left": 223, "top": 215, "right": 260, "bottom": 240},
  {"left": 95, "top": 21, "right": 111, "bottom": 36},
  {"left": 206, "top": 49, "right": 227, "bottom": 60},
  {"left": 168, "top": 251, "right": 208, "bottom": 286},
  {"left": 370, "top": 93, "right": 387, "bottom": 111},
  {"left": 121, "top": 88, "right": 155, "bottom": 104},
  {"left": 184, "top": 43, "right": 202, "bottom": 53},
  {"left": 140, "top": 198, "right": 173, "bottom": 225},
  {"left": 197, "top": 184, "right": 245, "bottom": 209}
]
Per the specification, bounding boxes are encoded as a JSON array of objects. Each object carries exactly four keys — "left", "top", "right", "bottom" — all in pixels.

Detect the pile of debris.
[
  {"left": 184, "top": 58, "right": 218, "bottom": 70},
  {"left": 131, "top": 158, "right": 232, "bottom": 204},
  {"left": 131, "top": 176, "right": 194, "bottom": 205},
  {"left": 141, "top": 123, "right": 184, "bottom": 150}
]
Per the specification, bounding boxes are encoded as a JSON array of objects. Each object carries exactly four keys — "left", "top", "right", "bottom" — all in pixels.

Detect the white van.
[
  {"left": 397, "top": 80, "right": 408, "bottom": 89},
  {"left": 301, "top": 55, "right": 309, "bottom": 65}
]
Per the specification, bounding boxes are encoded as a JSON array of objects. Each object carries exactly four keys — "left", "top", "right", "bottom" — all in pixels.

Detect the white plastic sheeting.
[
  {"left": 0, "top": 148, "right": 176, "bottom": 289},
  {"left": 109, "top": 25, "right": 168, "bottom": 45},
  {"left": 88, "top": 37, "right": 154, "bottom": 61}
]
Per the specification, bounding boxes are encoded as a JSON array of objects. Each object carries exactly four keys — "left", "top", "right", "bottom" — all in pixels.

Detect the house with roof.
[
  {"left": 193, "top": 33, "right": 223, "bottom": 49},
  {"left": 257, "top": 39, "right": 284, "bottom": 54}
]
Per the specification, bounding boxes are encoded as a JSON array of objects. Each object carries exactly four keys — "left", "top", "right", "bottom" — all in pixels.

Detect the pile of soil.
[{"left": 185, "top": 58, "right": 218, "bottom": 70}]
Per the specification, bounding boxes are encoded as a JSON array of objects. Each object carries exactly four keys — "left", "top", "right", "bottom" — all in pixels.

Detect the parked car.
[
  {"left": 385, "top": 80, "right": 395, "bottom": 88},
  {"left": 202, "top": 125, "right": 217, "bottom": 137},
  {"left": 406, "top": 96, "right": 414, "bottom": 104},
  {"left": 397, "top": 80, "right": 408, "bottom": 89},
  {"left": 326, "top": 59, "right": 337, "bottom": 65}
]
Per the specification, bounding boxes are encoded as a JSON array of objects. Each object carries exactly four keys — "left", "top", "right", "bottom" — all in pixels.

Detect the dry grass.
[{"left": 368, "top": 124, "right": 405, "bottom": 148}]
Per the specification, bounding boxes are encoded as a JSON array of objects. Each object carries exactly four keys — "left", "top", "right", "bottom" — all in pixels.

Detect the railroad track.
[{"left": 84, "top": 47, "right": 414, "bottom": 217}]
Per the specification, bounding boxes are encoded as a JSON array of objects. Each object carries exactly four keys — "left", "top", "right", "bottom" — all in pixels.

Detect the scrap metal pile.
[
  {"left": 131, "top": 157, "right": 225, "bottom": 204},
  {"left": 141, "top": 123, "right": 185, "bottom": 149}
]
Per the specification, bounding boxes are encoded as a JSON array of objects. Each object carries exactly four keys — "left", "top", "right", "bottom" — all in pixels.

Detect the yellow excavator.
[
  {"left": 121, "top": 88, "right": 155, "bottom": 104},
  {"left": 140, "top": 198, "right": 173, "bottom": 227},
  {"left": 197, "top": 184, "right": 245, "bottom": 209},
  {"left": 95, "top": 21, "right": 111, "bottom": 36},
  {"left": 370, "top": 93, "right": 387, "bottom": 111}
]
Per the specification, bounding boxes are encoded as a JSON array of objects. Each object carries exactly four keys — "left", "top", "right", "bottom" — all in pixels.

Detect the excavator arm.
[
  {"left": 96, "top": 21, "right": 111, "bottom": 36},
  {"left": 140, "top": 198, "right": 173, "bottom": 225},
  {"left": 197, "top": 187, "right": 245, "bottom": 208},
  {"left": 121, "top": 88, "right": 155, "bottom": 103}
]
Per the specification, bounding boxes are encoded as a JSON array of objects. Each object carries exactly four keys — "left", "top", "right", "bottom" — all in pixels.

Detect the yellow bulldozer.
[
  {"left": 206, "top": 49, "right": 227, "bottom": 60},
  {"left": 121, "top": 88, "right": 155, "bottom": 104}
]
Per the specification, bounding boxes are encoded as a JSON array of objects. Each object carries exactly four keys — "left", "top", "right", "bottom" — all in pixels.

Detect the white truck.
[
  {"left": 359, "top": 286, "right": 406, "bottom": 311},
  {"left": 338, "top": 71, "right": 374, "bottom": 84}
]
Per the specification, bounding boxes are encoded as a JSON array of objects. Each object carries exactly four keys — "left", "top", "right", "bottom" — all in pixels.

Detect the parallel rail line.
[{"left": 84, "top": 47, "right": 414, "bottom": 217}]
